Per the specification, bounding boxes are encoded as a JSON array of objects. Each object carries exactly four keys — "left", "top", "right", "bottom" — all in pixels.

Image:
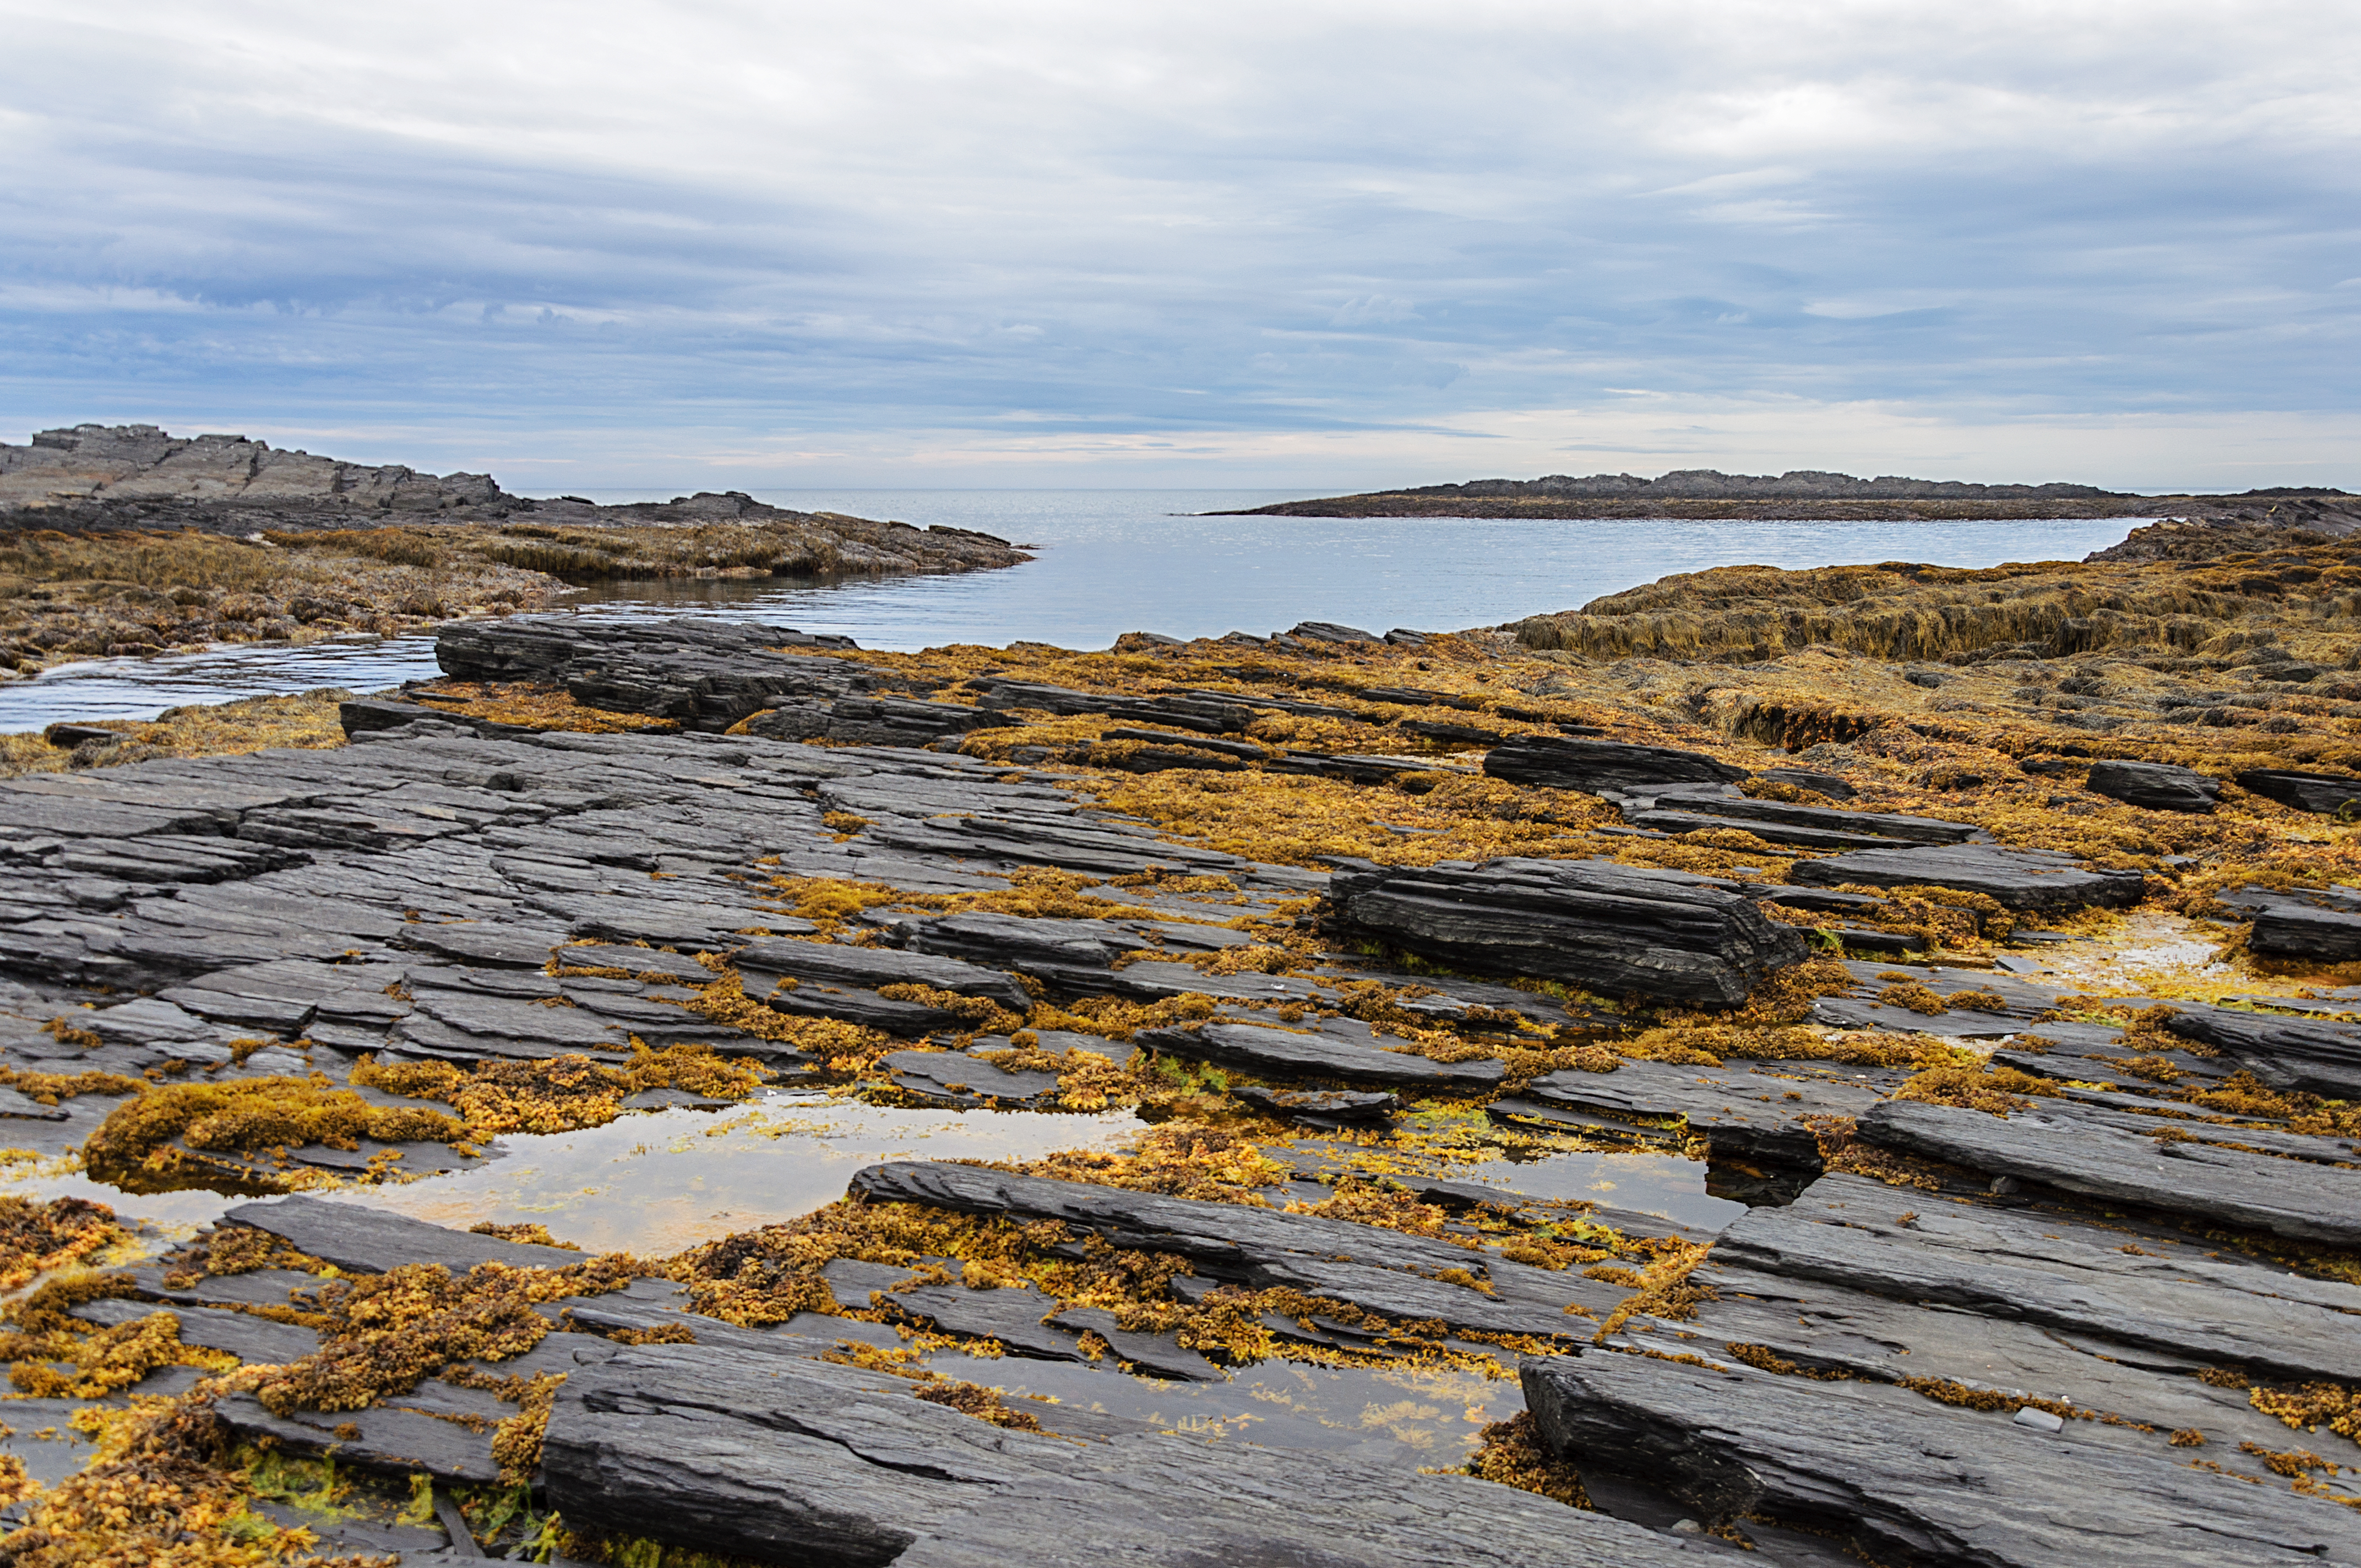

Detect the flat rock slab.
[
  {"left": 734, "top": 937, "right": 1031, "bottom": 1012},
  {"left": 1790, "top": 844, "right": 2144, "bottom": 912},
  {"left": 224, "top": 1195, "right": 586, "bottom": 1273},
  {"left": 850, "top": 1161, "right": 1623, "bottom": 1338},
  {"left": 1138, "top": 1021, "right": 1503, "bottom": 1091},
  {"left": 553, "top": 944, "right": 720, "bottom": 982},
  {"left": 74, "top": 1298, "right": 323, "bottom": 1365},
  {"left": 215, "top": 1394, "right": 501, "bottom": 1484},
  {"left": 1232, "top": 1085, "right": 1399, "bottom": 1124},
  {"left": 2236, "top": 767, "right": 2361, "bottom": 815},
  {"left": 1483, "top": 735, "right": 1748, "bottom": 793},
  {"left": 1043, "top": 1306, "right": 1224, "bottom": 1381},
  {"left": 1714, "top": 1172, "right": 2361, "bottom": 1382},
  {"left": 2089, "top": 760, "right": 2220, "bottom": 813},
  {"left": 1522, "top": 1348, "right": 2361, "bottom": 1567},
  {"left": 1524, "top": 1059, "right": 1885, "bottom": 1168},
  {"left": 1858, "top": 1098, "right": 2361, "bottom": 1247},
  {"left": 2165, "top": 1004, "right": 2361, "bottom": 1097},
  {"left": 1329, "top": 856, "right": 1806, "bottom": 1009},
  {"left": 542, "top": 1342, "right": 1696, "bottom": 1568},
  {"left": 884, "top": 1050, "right": 1063, "bottom": 1106},
  {"left": 884, "top": 1283, "right": 1088, "bottom": 1360}
]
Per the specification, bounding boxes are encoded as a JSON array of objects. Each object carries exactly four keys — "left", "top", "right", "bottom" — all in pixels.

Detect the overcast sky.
[{"left": 1, "top": 0, "right": 2354, "bottom": 491}]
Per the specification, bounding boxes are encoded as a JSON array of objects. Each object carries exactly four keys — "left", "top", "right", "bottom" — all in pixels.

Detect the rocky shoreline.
[
  {"left": 0, "top": 425, "right": 1029, "bottom": 677},
  {"left": 1, "top": 511, "right": 2360, "bottom": 1562},
  {"left": 1219, "top": 467, "right": 2361, "bottom": 529}
]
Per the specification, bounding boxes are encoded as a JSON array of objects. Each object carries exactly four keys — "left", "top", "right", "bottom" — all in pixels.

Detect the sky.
[{"left": 0, "top": 0, "right": 2355, "bottom": 492}]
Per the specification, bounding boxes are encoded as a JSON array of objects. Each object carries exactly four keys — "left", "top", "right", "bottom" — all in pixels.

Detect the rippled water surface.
[{"left": 2, "top": 490, "right": 2139, "bottom": 727}]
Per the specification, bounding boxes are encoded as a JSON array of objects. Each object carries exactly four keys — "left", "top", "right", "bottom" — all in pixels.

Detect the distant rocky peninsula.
[
  {"left": 1226, "top": 468, "right": 2361, "bottom": 527},
  {"left": 0, "top": 424, "right": 1028, "bottom": 673}
]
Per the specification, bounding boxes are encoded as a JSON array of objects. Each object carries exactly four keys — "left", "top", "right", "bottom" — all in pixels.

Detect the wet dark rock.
[
  {"left": 1789, "top": 844, "right": 2145, "bottom": 912},
  {"left": 1521, "top": 1348, "right": 2361, "bottom": 1567},
  {"left": 1288, "top": 620, "right": 1380, "bottom": 644},
  {"left": 849, "top": 1160, "right": 1623, "bottom": 1336},
  {"left": 1857, "top": 1098, "right": 2361, "bottom": 1246},
  {"left": 1709, "top": 1172, "right": 2361, "bottom": 1381},
  {"left": 543, "top": 1342, "right": 1691, "bottom": 1568},
  {"left": 735, "top": 937, "right": 1030, "bottom": 1012},
  {"left": 768, "top": 982, "right": 964, "bottom": 1037},
  {"left": 2087, "top": 760, "right": 2220, "bottom": 813},
  {"left": 215, "top": 1394, "right": 503, "bottom": 1484},
  {"left": 2163, "top": 1004, "right": 2361, "bottom": 1097},
  {"left": 1328, "top": 857, "right": 1807, "bottom": 1009},
  {"left": 74, "top": 1297, "right": 322, "bottom": 1364},
  {"left": 2234, "top": 767, "right": 2361, "bottom": 815},
  {"left": 1041, "top": 1306, "right": 1224, "bottom": 1381},
  {"left": 1231, "top": 1085, "right": 1400, "bottom": 1124},
  {"left": 1138, "top": 1020, "right": 1503, "bottom": 1090},
  {"left": 1483, "top": 735, "right": 1748, "bottom": 793},
  {"left": 224, "top": 1195, "right": 585, "bottom": 1272},
  {"left": 1745, "top": 884, "right": 1885, "bottom": 913},
  {"left": 1521, "top": 1059, "right": 1884, "bottom": 1174},
  {"left": 884, "top": 1050, "right": 1063, "bottom": 1106},
  {"left": 883, "top": 1282, "right": 1089, "bottom": 1360}
]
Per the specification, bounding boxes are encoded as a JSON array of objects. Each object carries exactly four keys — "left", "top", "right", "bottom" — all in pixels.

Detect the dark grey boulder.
[
  {"left": 1328, "top": 856, "right": 1807, "bottom": 1009},
  {"left": 2235, "top": 767, "right": 2361, "bottom": 815},
  {"left": 1482, "top": 734, "right": 1748, "bottom": 793},
  {"left": 1137, "top": 1021, "right": 1503, "bottom": 1091},
  {"left": 1789, "top": 843, "right": 2144, "bottom": 912},
  {"left": 1521, "top": 1348, "right": 2361, "bottom": 1567},
  {"left": 1857, "top": 1098, "right": 2361, "bottom": 1246},
  {"left": 1521, "top": 1059, "right": 1884, "bottom": 1172},
  {"left": 2087, "top": 760, "right": 2220, "bottom": 813}
]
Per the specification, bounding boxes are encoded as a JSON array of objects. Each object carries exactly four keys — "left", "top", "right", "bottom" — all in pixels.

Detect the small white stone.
[{"left": 2013, "top": 1406, "right": 2065, "bottom": 1433}]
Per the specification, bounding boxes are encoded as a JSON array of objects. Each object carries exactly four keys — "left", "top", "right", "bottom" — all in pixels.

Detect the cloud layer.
[{"left": 1, "top": 0, "right": 2354, "bottom": 488}]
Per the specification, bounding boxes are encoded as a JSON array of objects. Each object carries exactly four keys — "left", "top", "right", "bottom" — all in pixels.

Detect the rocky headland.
[
  {"left": 0, "top": 424, "right": 1029, "bottom": 676},
  {"left": 1, "top": 499, "right": 2360, "bottom": 1563},
  {"left": 1225, "top": 467, "right": 2361, "bottom": 526}
]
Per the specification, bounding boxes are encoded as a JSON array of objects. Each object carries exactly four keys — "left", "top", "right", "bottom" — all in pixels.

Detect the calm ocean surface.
[{"left": 2, "top": 490, "right": 2141, "bottom": 727}]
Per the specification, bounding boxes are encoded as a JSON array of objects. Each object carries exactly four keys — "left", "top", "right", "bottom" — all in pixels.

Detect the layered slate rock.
[
  {"left": 2235, "top": 767, "right": 2361, "bottom": 815},
  {"left": 1482, "top": 734, "right": 1748, "bottom": 793},
  {"left": 1328, "top": 857, "right": 1807, "bottom": 1009},
  {"left": 733, "top": 937, "right": 1030, "bottom": 1013},
  {"left": 1522, "top": 1348, "right": 2361, "bottom": 1567},
  {"left": 1509, "top": 1059, "right": 1887, "bottom": 1172},
  {"left": 744, "top": 695, "right": 1016, "bottom": 748},
  {"left": 2164, "top": 1004, "right": 2361, "bottom": 1098},
  {"left": 1706, "top": 1172, "right": 2361, "bottom": 1382},
  {"left": 1136, "top": 1020, "right": 1504, "bottom": 1091},
  {"left": 849, "top": 1161, "right": 1627, "bottom": 1336},
  {"left": 1789, "top": 843, "right": 2144, "bottom": 912},
  {"left": 1857, "top": 1098, "right": 2361, "bottom": 1246},
  {"left": 1619, "top": 788, "right": 1983, "bottom": 851},
  {"left": 225, "top": 1195, "right": 586, "bottom": 1272},
  {"left": 2088, "top": 760, "right": 2221, "bottom": 813},
  {"left": 543, "top": 1343, "right": 1696, "bottom": 1568}
]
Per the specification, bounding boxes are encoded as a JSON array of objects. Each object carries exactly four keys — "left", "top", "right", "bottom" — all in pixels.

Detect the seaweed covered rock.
[
  {"left": 1789, "top": 843, "right": 2144, "bottom": 912},
  {"left": 1482, "top": 734, "right": 1748, "bottom": 794},
  {"left": 1328, "top": 857, "right": 1807, "bottom": 1009}
]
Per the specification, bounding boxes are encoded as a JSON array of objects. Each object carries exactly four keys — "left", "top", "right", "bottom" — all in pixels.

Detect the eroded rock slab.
[
  {"left": 2165, "top": 1004, "right": 2361, "bottom": 1097},
  {"left": 225, "top": 1195, "right": 585, "bottom": 1272},
  {"left": 1857, "top": 1098, "right": 2361, "bottom": 1246},
  {"left": 1482, "top": 736, "right": 1748, "bottom": 793},
  {"left": 1328, "top": 856, "right": 1806, "bottom": 1009},
  {"left": 1790, "top": 843, "right": 2144, "bottom": 912},
  {"left": 1138, "top": 1020, "right": 1503, "bottom": 1091},
  {"left": 1522, "top": 1348, "right": 2361, "bottom": 1567},
  {"left": 543, "top": 1342, "right": 1695, "bottom": 1568}
]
